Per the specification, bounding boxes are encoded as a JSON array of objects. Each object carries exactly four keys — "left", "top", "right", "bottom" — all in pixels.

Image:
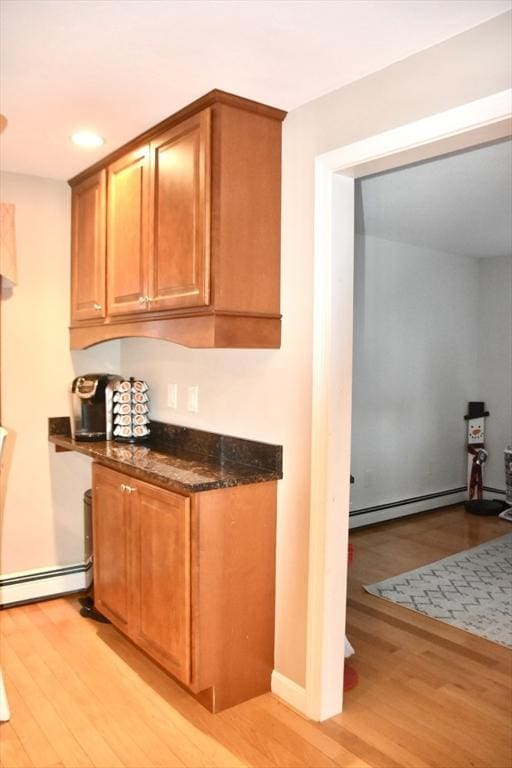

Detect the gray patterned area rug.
[{"left": 364, "top": 533, "right": 512, "bottom": 648}]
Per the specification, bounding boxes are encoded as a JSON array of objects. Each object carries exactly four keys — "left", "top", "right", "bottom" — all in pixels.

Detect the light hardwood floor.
[{"left": 1, "top": 505, "right": 511, "bottom": 768}]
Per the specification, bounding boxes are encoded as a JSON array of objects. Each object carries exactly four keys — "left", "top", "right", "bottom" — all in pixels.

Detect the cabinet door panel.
[
  {"left": 71, "top": 170, "right": 106, "bottom": 322},
  {"left": 92, "top": 466, "right": 131, "bottom": 627},
  {"left": 107, "top": 147, "right": 150, "bottom": 316},
  {"left": 134, "top": 484, "right": 191, "bottom": 684},
  {"left": 149, "top": 109, "right": 210, "bottom": 311}
]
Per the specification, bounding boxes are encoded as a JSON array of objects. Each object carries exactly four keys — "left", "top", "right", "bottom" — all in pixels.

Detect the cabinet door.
[
  {"left": 107, "top": 146, "right": 150, "bottom": 316},
  {"left": 148, "top": 109, "right": 211, "bottom": 311},
  {"left": 132, "top": 481, "right": 191, "bottom": 685},
  {"left": 71, "top": 170, "right": 106, "bottom": 322},
  {"left": 92, "top": 465, "right": 132, "bottom": 628}
]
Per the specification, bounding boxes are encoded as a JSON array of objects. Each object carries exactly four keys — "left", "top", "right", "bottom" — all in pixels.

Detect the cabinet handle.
[
  {"left": 119, "top": 483, "right": 137, "bottom": 493},
  {"left": 138, "top": 296, "right": 147, "bottom": 305},
  {"left": 93, "top": 303, "right": 102, "bottom": 311}
]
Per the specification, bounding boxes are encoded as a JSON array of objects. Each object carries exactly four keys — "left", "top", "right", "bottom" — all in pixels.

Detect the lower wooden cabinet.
[
  {"left": 92, "top": 466, "right": 131, "bottom": 629},
  {"left": 92, "top": 463, "right": 277, "bottom": 711}
]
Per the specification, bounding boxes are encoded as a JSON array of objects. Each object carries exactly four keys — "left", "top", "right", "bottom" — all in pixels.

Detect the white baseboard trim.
[
  {"left": 271, "top": 670, "right": 308, "bottom": 716},
  {"left": 0, "top": 562, "right": 92, "bottom": 607},
  {"left": 349, "top": 488, "right": 467, "bottom": 529}
]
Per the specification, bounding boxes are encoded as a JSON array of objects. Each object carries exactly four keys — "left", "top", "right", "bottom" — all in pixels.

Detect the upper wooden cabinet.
[
  {"left": 69, "top": 90, "right": 286, "bottom": 349},
  {"left": 149, "top": 109, "right": 211, "bottom": 312},
  {"left": 107, "top": 146, "right": 150, "bottom": 317},
  {"left": 70, "top": 170, "right": 106, "bottom": 322}
]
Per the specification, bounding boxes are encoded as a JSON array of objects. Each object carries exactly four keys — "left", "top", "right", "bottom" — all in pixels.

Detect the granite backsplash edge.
[{"left": 48, "top": 417, "right": 283, "bottom": 477}]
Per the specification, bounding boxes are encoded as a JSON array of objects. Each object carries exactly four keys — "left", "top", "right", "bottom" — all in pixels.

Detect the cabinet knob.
[
  {"left": 120, "top": 483, "right": 127, "bottom": 492},
  {"left": 93, "top": 303, "right": 102, "bottom": 311},
  {"left": 138, "top": 296, "right": 146, "bottom": 305}
]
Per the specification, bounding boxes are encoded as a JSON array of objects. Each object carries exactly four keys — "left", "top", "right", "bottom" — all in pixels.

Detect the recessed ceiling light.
[{"left": 71, "top": 131, "right": 104, "bottom": 148}]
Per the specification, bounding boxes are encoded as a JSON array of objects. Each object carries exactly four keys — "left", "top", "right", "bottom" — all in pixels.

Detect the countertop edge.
[{"left": 48, "top": 434, "right": 281, "bottom": 494}]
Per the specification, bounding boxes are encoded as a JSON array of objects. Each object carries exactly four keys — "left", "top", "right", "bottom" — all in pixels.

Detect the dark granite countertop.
[{"left": 49, "top": 418, "right": 282, "bottom": 494}]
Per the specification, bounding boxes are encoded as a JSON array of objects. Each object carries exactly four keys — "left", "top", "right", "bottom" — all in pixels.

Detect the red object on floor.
[
  {"left": 345, "top": 541, "right": 358, "bottom": 692},
  {"left": 343, "top": 663, "right": 359, "bottom": 691}
]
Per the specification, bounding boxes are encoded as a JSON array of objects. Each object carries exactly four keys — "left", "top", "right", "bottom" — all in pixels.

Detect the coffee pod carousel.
[{"left": 112, "top": 378, "right": 150, "bottom": 442}]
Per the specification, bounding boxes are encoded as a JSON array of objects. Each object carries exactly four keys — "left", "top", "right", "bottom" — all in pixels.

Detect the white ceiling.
[
  {"left": 356, "top": 139, "right": 512, "bottom": 258},
  {"left": 1, "top": 0, "right": 511, "bottom": 180}
]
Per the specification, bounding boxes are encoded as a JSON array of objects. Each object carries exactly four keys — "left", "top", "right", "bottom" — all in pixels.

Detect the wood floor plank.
[
  {"left": 33, "top": 599, "right": 251, "bottom": 768},
  {"left": 1, "top": 642, "right": 93, "bottom": 768},
  {"left": 1, "top": 675, "right": 63, "bottom": 768},
  {"left": 317, "top": 719, "right": 405, "bottom": 768},
  {"left": 44, "top": 600, "right": 247, "bottom": 768},
  {"left": 369, "top": 675, "right": 507, "bottom": 768},
  {"left": 349, "top": 688, "right": 477, "bottom": 768},
  {"left": 257, "top": 696, "right": 373, "bottom": 768},
  {"left": 14, "top": 606, "right": 149, "bottom": 768},
  {"left": 403, "top": 677, "right": 511, "bottom": 767},
  {"left": 67, "top": 614, "right": 259, "bottom": 768},
  {"left": 219, "top": 705, "right": 307, "bottom": 768},
  {"left": 0, "top": 722, "right": 34, "bottom": 768},
  {"left": 347, "top": 597, "right": 508, "bottom": 670},
  {"left": 27, "top": 602, "right": 192, "bottom": 768},
  {"left": 0, "top": 610, "right": 18, "bottom": 638},
  {"left": 13, "top": 650, "right": 124, "bottom": 768},
  {"left": 330, "top": 709, "right": 433, "bottom": 768}
]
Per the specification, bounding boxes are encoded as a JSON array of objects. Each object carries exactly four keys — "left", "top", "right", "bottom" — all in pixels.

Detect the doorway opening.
[
  {"left": 350, "top": 138, "right": 512, "bottom": 529},
  {"left": 344, "top": 137, "right": 512, "bottom": 716},
  {"left": 305, "top": 90, "right": 512, "bottom": 722}
]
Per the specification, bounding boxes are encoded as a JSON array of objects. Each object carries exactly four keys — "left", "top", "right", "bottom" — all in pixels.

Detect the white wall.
[
  {"left": 350, "top": 235, "right": 480, "bottom": 514},
  {"left": 349, "top": 243, "right": 511, "bottom": 515},
  {"left": 477, "top": 255, "right": 512, "bottom": 491},
  {"left": 0, "top": 172, "right": 120, "bottom": 576}
]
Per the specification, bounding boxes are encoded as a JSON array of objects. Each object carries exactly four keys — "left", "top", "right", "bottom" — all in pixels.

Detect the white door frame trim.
[{"left": 305, "top": 89, "right": 512, "bottom": 721}]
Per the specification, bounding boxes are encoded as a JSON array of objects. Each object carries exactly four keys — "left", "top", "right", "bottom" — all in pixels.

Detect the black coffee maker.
[{"left": 70, "top": 374, "right": 122, "bottom": 441}]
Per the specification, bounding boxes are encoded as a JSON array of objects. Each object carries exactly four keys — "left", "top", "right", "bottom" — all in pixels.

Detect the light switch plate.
[
  {"left": 167, "top": 383, "right": 178, "bottom": 409},
  {"left": 187, "top": 385, "right": 199, "bottom": 413}
]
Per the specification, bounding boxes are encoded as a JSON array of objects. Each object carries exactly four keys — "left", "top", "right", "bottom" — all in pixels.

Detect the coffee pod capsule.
[
  {"left": 117, "top": 380, "right": 132, "bottom": 393},
  {"left": 133, "top": 414, "right": 149, "bottom": 426},
  {"left": 132, "top": 381, "right": 149, "bottom": 393},
  {"left": 133, "top": 403, "right": 149, "bottom": 414},
  {"left": 114, "top": 403, "right": 131, "bottom": 415},
  {"left": 115, "top": 414, "right": 132, "bottom": 426},
  {"left": 133, "top": 392, "right": 149, "bottom": 403},
  {"left": 113, "top": 391, "right": 131, "bottom": 403}
]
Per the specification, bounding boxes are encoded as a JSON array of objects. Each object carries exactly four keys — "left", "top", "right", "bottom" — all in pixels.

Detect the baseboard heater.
[
  {"left": 483, "top": 485, "right": 506, "bottom": 496},
  {"left": 349, "top": 486, "right": 467, "bottom": 529},
  {"left": 0, "top": 561, "right": 92, "bottom": 608}
]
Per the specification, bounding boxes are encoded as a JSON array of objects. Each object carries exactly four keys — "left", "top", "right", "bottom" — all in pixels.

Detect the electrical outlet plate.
[
  {"left": 187, "top": 385, "right": 199, "bottom": 413},
  {"left": 167, "top": 383, "right": 178, "bottom": 409}
]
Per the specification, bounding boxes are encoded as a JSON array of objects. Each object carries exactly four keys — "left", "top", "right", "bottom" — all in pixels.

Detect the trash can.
[
  {"left": 79, "top": 491, "right": 109, "bottom": 623},
  {"left": 84, "top": 489, "right": 92, "bottom": 563}
]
